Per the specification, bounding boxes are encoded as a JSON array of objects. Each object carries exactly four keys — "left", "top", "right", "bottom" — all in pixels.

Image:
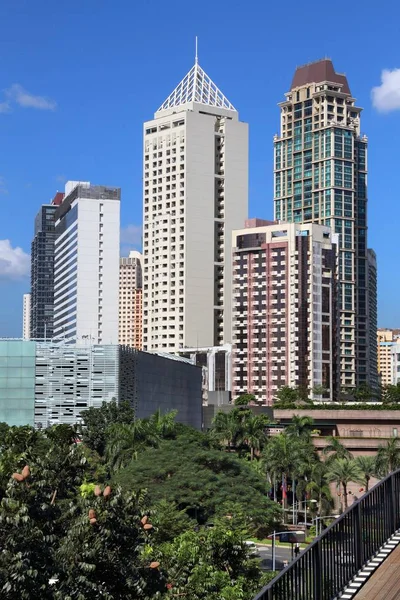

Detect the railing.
[{"left": 253, "top": 468, "right": 400, "bottom": 600}]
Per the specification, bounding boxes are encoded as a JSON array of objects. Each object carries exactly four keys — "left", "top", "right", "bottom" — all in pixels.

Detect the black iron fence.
[{"left": 253, "top": 469, "right": 400, "bottom": 600}]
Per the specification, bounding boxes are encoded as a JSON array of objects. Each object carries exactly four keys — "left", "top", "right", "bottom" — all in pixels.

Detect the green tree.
[
  {"left": 376, "top": 437, "right": 400, "bottom": 475},
  {"left": 150, "top": 499, "right": 193, "bottom": 544},
  {"left": 0, "top": 476, "right": 58, "bottom": 599},
  {"left": 157, "top": 524, "right": 273, "bottom": 600},
  {"left": 147, "top": 409, "right": 177, "bottom": 439},
  {"left": 326, "top": 458, "right": 362, "bottom": 510},
  {"left": 234, "top": 394, "right": 256, "bottom": 406},
  {"left": 274, "top": 386, "right": 299, "bottom": 405},
  {"left": 210, "top": 411, "right": 241, "bottom": 450},
  {"left": 382, "top": 383, "right": 400, "bottom": 404},
  {"left": 114, "top": 429, "right": 281, "bottom": 530},
  {"left": 304, "top": 461, "right": 333, "bottom": 516},
  {"left": 322, "top": 436, "right": 352, "bottom": 463},
  {"left": 55, "top": 487, "right": 164, "bottom": 599},
  {"left": 79, "top": 400, "right": 135, "bottom": 456},
  {"left": 353, "top": 384, "right": 373, "bottom": 402},
  {"left": 263, "top": 433, "right": 312, "bottom": 516},
  {"left": 286, "top": 415, "right": 315, "bottom": 439},
  {"left": 240, "top": 414, "right": 269, "bottom": 460},
  {"left": 105, "top": 420, "right": 159, "bottom": 471},
  {"left": 354, "top": 455, "right": 377, "bottom": 492}
]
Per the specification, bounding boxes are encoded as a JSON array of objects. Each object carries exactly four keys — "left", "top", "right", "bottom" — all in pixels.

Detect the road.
[{"left": 256, "top": 544, "right": 295, "bottom": 571}]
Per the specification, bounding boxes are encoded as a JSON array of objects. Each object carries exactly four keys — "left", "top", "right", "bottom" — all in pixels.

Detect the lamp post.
[
  {"left": 268, "top": 531, "right": 305, "bottom": 571},
  {"left": 304, "top": 499, "right": 318, "bottom": 535},
  {"left": 312, "top": 515, "right": 340, "bottom": 536}
]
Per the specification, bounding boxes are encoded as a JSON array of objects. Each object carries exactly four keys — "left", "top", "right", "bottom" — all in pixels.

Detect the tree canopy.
[{"left": 114, "top": 428, "right": 281, "bottom": 533}]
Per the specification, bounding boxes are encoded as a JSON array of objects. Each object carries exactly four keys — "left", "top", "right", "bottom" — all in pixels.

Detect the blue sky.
[{"left": 1, "top": 0, "right": 400, "bottom": 336}]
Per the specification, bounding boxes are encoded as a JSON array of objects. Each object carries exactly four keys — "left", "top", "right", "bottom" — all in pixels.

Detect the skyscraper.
[
  {"left": 30, "top": 192, "right": 64, "bottom": 340},
  {"left": 53, "top": 181, "right": 120, "bottom": 344},
  {"left": 231, "top": 220, "right": 339, "bottom": 404},
  {"left": 273, "top": 59, "right": 377, "bottom": 390},
  {"left": 22, "top": 293, "right": 31, "bottom": 340},
  {"left": 142, "top": 56, "right": 248, "bottom": 353},
  {"left": 119, "top": 250, "right": 143, "bottom": 349}
]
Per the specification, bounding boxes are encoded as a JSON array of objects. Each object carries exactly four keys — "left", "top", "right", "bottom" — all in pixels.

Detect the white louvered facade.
[{"left": 34, "top": 343, "right": 120, "bottom": 428}]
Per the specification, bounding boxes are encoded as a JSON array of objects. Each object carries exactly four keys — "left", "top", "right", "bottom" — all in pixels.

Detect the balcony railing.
[{"left": 253, "top": 468, "right": 400, "bottom": 600}]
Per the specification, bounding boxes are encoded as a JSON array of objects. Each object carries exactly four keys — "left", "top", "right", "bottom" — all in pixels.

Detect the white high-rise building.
[
  {"left": 53, "top": 181, "right": 120, "bottom": 344},
  {"left": 22, "top": 293, "right": 31, "bottom": 340},
  {"left": 143, "top": 57, "right": 248, "bottom": 353}
]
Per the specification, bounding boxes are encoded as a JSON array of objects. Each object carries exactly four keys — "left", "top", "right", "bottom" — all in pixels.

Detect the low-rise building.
[{"left": 0, "top": 340, "right": 202, "bottom": 430}]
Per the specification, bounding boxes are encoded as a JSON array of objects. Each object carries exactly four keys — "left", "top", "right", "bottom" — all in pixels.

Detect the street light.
[
  {"left": 312, "top": 515, "right": 340, "bottom": 536},
  {"left": 268, "top": 530, "right": 305, "bottom": 571}
]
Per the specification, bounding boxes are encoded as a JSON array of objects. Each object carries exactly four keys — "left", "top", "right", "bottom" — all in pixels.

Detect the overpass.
[{"left": 253, "top": 469, "right": 400, "bottom": 600}]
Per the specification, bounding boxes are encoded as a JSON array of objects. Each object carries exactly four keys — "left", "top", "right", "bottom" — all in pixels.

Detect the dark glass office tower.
[{"left": 30, "top": 193, "right": 64, "bottom": 339}]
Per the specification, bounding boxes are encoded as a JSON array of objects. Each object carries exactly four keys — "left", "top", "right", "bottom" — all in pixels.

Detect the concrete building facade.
[
  {"left": 119, "top": 250, "right": 143, "bottom": 349},
  {"left": 53, "top": 181, "right": 120, "bottom": 345},
  {"left": 22, "top": 293, "right": 31, "bottom": 340},
  {"left": 179, "top": 343, "right": 232, "bottom": 405},
  {"left": 273, "top": 59, "right": 377, "bottom": 391},
  {"left": 142, "top": 58, "right": 248, "bottom": 353},
  {"left": 377, "top": 329, "right": 397, "bottom": 386},
  {"left": 232, "top": 221, "right": 339, "bottom": 405}
]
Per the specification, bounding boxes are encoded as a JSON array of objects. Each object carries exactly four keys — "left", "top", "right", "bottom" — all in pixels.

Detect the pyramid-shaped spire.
[{"left": 157, "top": 61, "right": 236, "bottom": 113}]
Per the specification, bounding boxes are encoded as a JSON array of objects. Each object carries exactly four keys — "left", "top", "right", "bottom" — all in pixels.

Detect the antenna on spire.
[{"left": 195, "top": 36, "right": 198, "bottom": 64}]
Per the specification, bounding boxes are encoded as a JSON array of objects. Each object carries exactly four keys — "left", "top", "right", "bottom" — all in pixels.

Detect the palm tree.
[
  {"left": 326, "top": 458, "right": 362, "bottom": 510},
  {"left": 211, "top": 412, "right": 240, "bottom": 451},
  {"left": 376, "top": 437, "right": 400, "bottom": 475},
  {"left": 263, "top": 434, "right": 310, "bottom": 517},
  {"left": 286, "top": 415, "right": 314, "bottom": 439},
  {"left": 322, "top": 436, "right": 352, "bottom": 463},
  {"left": 305, "top": 462, "right": 333, "bottom": 516},
  {"left": 240, "top": 415, "right": 268, "bottom": 460},
  {"left": 147, "top": 409, "right": 177, "bottom": 439},
  {"left": 106, "top": 420, "right": 157, "bottom": 471},
  {"left": 354, "top": 455, "right": 377, "bottom": 492}
]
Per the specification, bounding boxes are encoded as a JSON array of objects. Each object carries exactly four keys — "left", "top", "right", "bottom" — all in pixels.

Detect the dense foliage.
[
  {"left": 0, "top": 393, "right": 396, "bottom": 598},
  {"left": 0, "top": 406, "right": 272, "bottom": 599}
]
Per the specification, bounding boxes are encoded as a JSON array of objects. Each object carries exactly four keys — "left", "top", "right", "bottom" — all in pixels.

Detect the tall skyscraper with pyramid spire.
[{"left": 142, "top": 56, "right": 248, "bottom": 353}]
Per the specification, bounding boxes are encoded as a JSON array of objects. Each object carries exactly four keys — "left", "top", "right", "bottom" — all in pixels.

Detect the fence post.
[
  {"left": 312, "top": 540, "right": 322, "bottom": 599},
  {"left": 354, "top": 502, "right": 363, "bottom": 569},
  {"left": 388, "top": 474, "right": 396, "bottom": 533}
]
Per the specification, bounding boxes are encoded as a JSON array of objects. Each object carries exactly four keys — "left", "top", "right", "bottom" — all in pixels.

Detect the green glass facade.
[
  {"left": 0, "top": 341, "right": 36, "bottom": 426},
  {"left": 274, "top": 60, "right": 377, "bottom": 391}
]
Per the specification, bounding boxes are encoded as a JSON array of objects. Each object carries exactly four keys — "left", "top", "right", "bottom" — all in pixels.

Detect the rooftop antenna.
[{"left": 195, "top": 36, "right": 198, "bottom": 64}]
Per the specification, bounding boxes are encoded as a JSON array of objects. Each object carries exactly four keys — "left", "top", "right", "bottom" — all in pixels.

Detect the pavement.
[{"left": 255, "top": 543, "right": 294, "bottom": 571}]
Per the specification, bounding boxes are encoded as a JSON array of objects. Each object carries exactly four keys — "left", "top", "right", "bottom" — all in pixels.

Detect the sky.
[{"left": 1, "top": 0, "right": 400, "bottom": 336}]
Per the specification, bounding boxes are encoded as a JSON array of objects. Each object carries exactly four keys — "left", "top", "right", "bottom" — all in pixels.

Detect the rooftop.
[
  {"left": 290, "top": 58, "right": 351, "bottom": 95},
  {"left": 157, "top": 59, "right": 235, "bottom": 113}
]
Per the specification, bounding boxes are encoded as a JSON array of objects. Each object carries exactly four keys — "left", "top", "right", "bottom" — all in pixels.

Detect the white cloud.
[
  {"left": 0, "top": 240, "right": 30, "bottom": 279},
  {"left": 372, "top": 69, "right": 400, "bottom": 112},
  {"left": 120, "top": 224, "right": 142, "bottom": 247},
  {"left": 5, "top": 84, "right": 56, "bottom": 111},
  {"left": 0, "top": 101, "right": 10, "bottom": 113}
]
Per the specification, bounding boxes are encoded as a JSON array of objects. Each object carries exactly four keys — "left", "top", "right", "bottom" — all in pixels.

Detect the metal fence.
[{"left": 253, "top": 468, "right": 400, "bottom": 600}]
